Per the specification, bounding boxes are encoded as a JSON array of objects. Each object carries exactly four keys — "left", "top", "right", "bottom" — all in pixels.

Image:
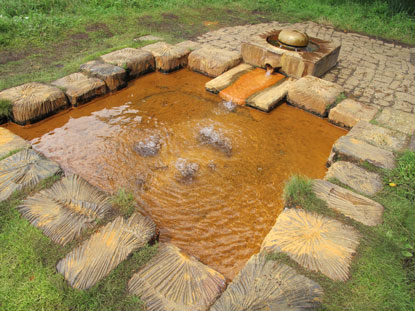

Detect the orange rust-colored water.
[
  {"left": 5, "top": 69, "right": 346, "bottom": 280},
  {"left": 219, "top": 68, "right": 285, "bottom": 105}
]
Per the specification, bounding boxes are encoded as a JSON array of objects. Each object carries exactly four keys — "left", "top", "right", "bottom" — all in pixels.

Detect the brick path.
[{"left": 196, "top": 21, "right": 415, "bottom": 113}]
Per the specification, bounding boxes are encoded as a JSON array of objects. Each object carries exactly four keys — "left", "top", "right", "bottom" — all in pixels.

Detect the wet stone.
[
  {"left": 328, "top": 135, "right": 396, "bottom": 169},
  {"left": 100, "top": 48, "right": 155, "bottom": 79},
  {"left": 0, "top": 127, "right": 30, "bottom": 159},
  {"left": 0, "top": 149, "right": 61, "bottom": 202},
  {"left": 328, "top": 99, "right": 378, "bottom": 128},
  {"left": 261, "top": 208, "right": 360, "bottom": 281},
  {"left": 52, "top": 72, "right": 107, "bottom": 107},
  {"left": 325, "top": 161, "right": 383, "bottom": 196},
  {"left": 57, "top": 213, "right": 156, "bottom": 289},
  {"left": 313, "top": 179, "right": 384, "bottom": 226},
  {"left": 80, "top": 60, "right": 127, "bottom": 91},
  {"left": 133, "top": 135, "right": 161, "bottom": 157},
  {"left": 142, "top": 42, "right": 191, "bottom": 73},
  {"left": 0, "top": 82, "right": 68, "bottom": 124},
  {"left": 375, "top": 107, "right": 415, "bottom": 135},
  {"left": 188, "top": 46, "right": 242, "bottom": 77},
  {"left": 205, "top": 63, "right": 254, "bottom": 94},
  {"left": 348, "top": 121, "right": 410, "bottom": 152},
  {"left": 198, "top": 126, "right": 232, "bottom": 156},
  {"left": 175, "top": 158, "right": 199, "bottom": 182},
  {"left": 128, "top": 243, "right": 226, "bottom": 311},
  {"left": 211, "top": 253, "right": 323, "bottom": 311},
  {"left": 287, "top": 76, "right": 344, "bottom": 117}
]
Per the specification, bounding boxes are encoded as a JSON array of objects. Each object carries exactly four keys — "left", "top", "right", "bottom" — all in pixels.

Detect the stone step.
[
  {"left": 246, "top": 77, "right": 294, "bottom": 112},
  {"left": 328, "top": 135, "right": 396, "bottom": 169},
  {"left": 128, "top": 243, "right": 226, "bottom": 311},
  {"left": 0, "top": 82, "right": 68, "bottom": 125},
  {"left": 142, "top": 41, "right": 191, "bottom": 73},
  {"left": 0, "top": 128, "right": 30, "bottom": 159},
  {"left": 100, "top": 48, "right": 155, "bottom": 79},
  {"left": 52, "top": 72, "right": 107, "bottom": 107},
  {"left": 313, "top": 179, "right": 384, "bottom": 226},
  {"left": 80, "top": 60, "right": 127, "bottom": 92},
  {"left": 205, "top": 63, "right": 254, "bottom": 94},
  {"left": 325, "top": 161, "right": 383, "bottom": 196},
  {"left": 18, "top": 175, "right": 113, "bottom": 246},
  {"left": 375, "top": 107, "right": 415, "bottom": 135},
  {"left": 175, "top": 40, "right": 202, "bottom": 51},
  {"left": 328, "top": 99, "right": 378, "bottom": 128},
  {"left": 0, "top": 149, "right": 61, "bottom": 202},
  {"left": 261, "top": 208, "right": 360, "bottom": 281},
  {"left": 347, "top": 121, "right": 410, "bottom": 152},
  {"left": 57, "top": 213, "right": 156, "bottom": 289},
  {"left": 211, "top": 253, "right": 323, "bottom": 310}
]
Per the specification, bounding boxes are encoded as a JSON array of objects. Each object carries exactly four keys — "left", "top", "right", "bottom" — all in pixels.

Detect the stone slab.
[
  {"left": 52, "top": 73, "right": 107, "bottom": 107},
  {"left": 375, "top": 107, "right": 415, "bottom": 135},
  {"left": 0, "top": 127, "right": 30, "bottom": 159},
  {"left": 329, "top": 99, "right": 378, "bottom": 128},
  {"left": 246, "top": 77, "right": 294, "bottom": 112},
  {"left": 313, "top": 179, "right": 384, "bottom": 226},
  {"left": 128, "top": 243, "right": 226, "bottom": 311},
  {"left": 142, "top": 42, "right": 191, "bottom": 73},
  {"left": 101, "top": 48, "right": 155, "bottom": 78},
  {"left": 205, "top": 63, "right": 254, "bottom": 93},
  {"left": 261, "top": 208, "right": 360, "bottom": 281},
  {"left": 328, "top": 135, "right": 396, "bottom": 169},
  {"left": 324, "top": 161, "right": 383, "bottom": 196},
  {"left": 0, "top": 82, "right": 68, "bottom": 124},
  {"left": 18, "top": 175, "right": 113, "bottom": 245},
  {"left": 57, "top": 213, "right": 156, "bottom": 289},
  {"left": 175, "top": 40, "right": 202, "bottom": 51},
  {"left": 0, "top": 149, "right": 61, "bottom": 202},
  {"left": 211, "top": 253, "right": 323, "bottom": 310},
  {"left": 80, "top": 60, "right": 127, "bottom": 91},
  {"left": 348, "top": 121, "right": 409, "bottom": 152},
  {"left": 188, "top": 47, "right": 242, "bottom": 77},
  {"left": 287, "top": 76, "right": 344, "bottom": 117}
]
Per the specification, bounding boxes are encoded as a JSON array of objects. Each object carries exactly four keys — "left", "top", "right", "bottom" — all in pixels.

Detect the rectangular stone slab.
[
  {"left": 142, "top": 42, "right": 191, "bottom": 73},
  {"left": 328, "top": 99, "right": 378, "bottom": 128},
  {"left": 0, "top": 127, "right": 30, "bottom": 159},
  {"left": 205, "top": 63, "right": 254, "bottom": 94},
  {"left": 246, "top": 77, "right": 293, "bottom": 112},
  {"left": 328, "top": 135, "right": 396, "bottom": 169},
  {"left": 375, "top": 107, "right": 415, "bottom": 135},
  {"left": 313, "top": 179, "right": 384, "bottom": 226},
  {"left": 80, "top": 60, "right": 127, "bottom": 91}
]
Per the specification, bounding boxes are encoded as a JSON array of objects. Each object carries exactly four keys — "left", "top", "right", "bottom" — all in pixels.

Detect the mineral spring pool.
[{"left": 6, "top": 69, "right": 346, "bottom": 280}]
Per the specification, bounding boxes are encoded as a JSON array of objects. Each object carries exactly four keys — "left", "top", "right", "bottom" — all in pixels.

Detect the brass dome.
[{"left": 278, "top": 29, "right": 309, "bottom": 48}]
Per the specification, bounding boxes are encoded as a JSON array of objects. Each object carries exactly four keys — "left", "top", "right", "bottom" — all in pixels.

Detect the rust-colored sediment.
[
  {"left": 5, "top": 69, "right": 346, "bottom": 281},
  {"left": 219, "top": 68, "right": 285, "bottom": 105}
]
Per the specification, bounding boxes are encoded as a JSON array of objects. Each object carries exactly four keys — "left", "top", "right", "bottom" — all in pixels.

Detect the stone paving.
[{"left": 196, "top": 21, "right": 415, "bottom": 113}]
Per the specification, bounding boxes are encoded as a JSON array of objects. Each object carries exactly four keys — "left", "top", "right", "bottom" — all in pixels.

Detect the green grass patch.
[
  {"left": 0, "top": 99, "right": 12, "bottom": 120},
  {"left": 111, "top": 188, "right": 137, "bottom": 218},
  {"left": 0, "top": 148, "right": 24, "bottom": 161}
]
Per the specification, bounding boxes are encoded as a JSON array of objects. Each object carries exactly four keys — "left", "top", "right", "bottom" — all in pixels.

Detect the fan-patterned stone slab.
[
  {"left": 324, "top": 161, "right": 383, "bottom": 196},
  {"left": 261, "top": 208, "right": 360, "bottom": 281},
  {"left": 211, "top": 253, "right": 323, "bottom": 311},
  {"left": 188, "top": 47, "right": 242, "bottom": 77},
  {"left": 0, "top": 82, "right": 67, "bottom": 124},
  {"left": 128, "top": 243, "right": 226, "bottom": 311},
  {"left": 142, "top": 42, "right": 191, "bottom": 73},
  {"left": 52, "top": 72, "right": 106, "bottom": 107},
  {"left": 100, "top": 48, "right": 155, "bottom": 78},
  {"left": 328, "top": 99, "right": 378, "bottom": 128},
  {"left": 205, "top": 63, "right": 254, "bottom": 93},
  {"left": 80, "top": 60, "right": 127, "bottom": 91},
  {"left": 313, "top": 179, "right": 384, "bottom": 226},
  {"left": 57, "top": 213, "right": 156, "bottom": 289},
  {"left": 0, "top": 149, "right": 61, "bottom": 202},
  {"left": 18, "top": 175, "right": 112, "bottom": 245},
  {"left": 0, "top": 127, "right": 30, "bottom": 159},
  {"left": 375, "top": 107, "right": 415, "bottom": 135}
]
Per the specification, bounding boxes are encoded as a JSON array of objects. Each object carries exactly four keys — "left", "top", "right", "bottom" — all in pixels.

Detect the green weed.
[
  {"left": 111, "top": 188, "right": 137, "bottom": 217},
  {"left": 0, "top": 99, "right": 12, "bottom": 120}
]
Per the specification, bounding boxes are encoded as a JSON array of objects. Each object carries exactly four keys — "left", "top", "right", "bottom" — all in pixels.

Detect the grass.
[
  {"left": 111, "top": 188, "right": 137, "bottom": 218},
  {"left": 0, "top": 148, "right": 23, "bottom": 161},
  {"left": 273, "top": 153, "right": 415, "bottom": 310},
  {"left": 0, "top": 99, "right": 12, "bottom": 121}
]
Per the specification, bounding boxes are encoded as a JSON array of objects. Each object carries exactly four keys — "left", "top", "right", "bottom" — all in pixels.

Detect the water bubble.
[
  {"left": 198, "top": 126, "right": 232, "bottom": 156},
  {"left": 133, "top": 134, "right": 161, "bottom": 157},
  {"left": 221, "top": 100, "right": 236, "bottom": 112},
  {"left": 175, "top": 158, "right": 199, "bottom": 182}
]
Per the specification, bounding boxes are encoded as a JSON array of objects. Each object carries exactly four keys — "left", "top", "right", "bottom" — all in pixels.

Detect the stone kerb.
[{"left": 142, "top": 41, "right": 191, "bottom": 73}]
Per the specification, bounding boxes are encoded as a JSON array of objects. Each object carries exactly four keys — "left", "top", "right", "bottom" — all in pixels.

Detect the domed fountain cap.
[{"left": 278, "top": 29, "right": 309, "bottom": 48}]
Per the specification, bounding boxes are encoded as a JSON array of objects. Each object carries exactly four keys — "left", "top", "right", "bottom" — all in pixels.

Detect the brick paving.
[{"left": 196, "top": 21, "right": 415, "bottom": 113}]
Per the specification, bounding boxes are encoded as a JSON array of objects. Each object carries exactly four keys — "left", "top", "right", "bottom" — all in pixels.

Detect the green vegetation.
[
  {"left": 0, "top": 99, "right": 12, "bottom": 121},
  {"left": 0, "top": 0, "right": 414, "bottom": 90},
  {"left": 0, "top": 148, "right": 23, "bottom": 161},
  {"left": 111, "top": 188, "right": 137, "bottom": 218},
  {"left": 274, "top": 155, "right": 415, "bottom": 310}
]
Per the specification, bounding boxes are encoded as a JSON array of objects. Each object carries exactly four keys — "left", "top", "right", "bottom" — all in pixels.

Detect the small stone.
[
  {"left": 287, "top": 76, "right": 344, "bottom": 117},
  {"left": 329, "top": 135, "right": 396, "bottom": 169},
  {"left": 133, "top": 135, "right": 161, "bottom": 157},
  {"left": 0, "top": 127, "right": 30, "bottom": 159},
  {"left": 188, "top": 47, "right": 242, "bottom": 77},
  {"left": 80, "top": 60, "right": 127, "bottom": 91},
  {"left": 325, "top": 161, "right": 383, "bottom": 196},
  {"left": 313, "top": 179, "right": 384, "bottom": 226},
  {"left": 198, "top": 126, "right": 232, "bottom": 156},
  {"left": 142, "top": 42, "right": 191, "bottom": 73},
  {"left": 375, "top": 107, "right": 415, "bottom": 135},
  {"left": 175, "top": 158, "right": 199, "bottom": 182},
  {"left": 328, "top": 99, "right": 378, "bottom": 128},
  {"left": 205, "top": 63, "right": 254, "bottom": 94},
  {"left": 52, "top": 72, "right": 107, "bottom": 107}
]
